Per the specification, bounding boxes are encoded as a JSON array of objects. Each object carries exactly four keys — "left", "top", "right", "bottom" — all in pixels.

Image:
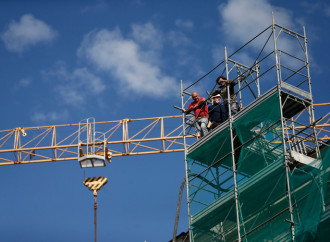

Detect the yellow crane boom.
[
  {"left": 0, "top": 115, "right": 195, "bottom": 166},
  {"left": 0, "top": 103, "right": 329, "bottom": 166}
]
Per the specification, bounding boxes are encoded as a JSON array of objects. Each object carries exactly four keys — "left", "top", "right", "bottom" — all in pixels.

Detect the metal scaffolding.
[{"left": 181, "top": 15, "right": 330, "bottom": 241}]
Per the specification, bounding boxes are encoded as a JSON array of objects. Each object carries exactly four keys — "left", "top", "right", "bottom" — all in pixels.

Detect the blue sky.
[{"left": 0, "top": 0, "right": 329, "bottom": 241}]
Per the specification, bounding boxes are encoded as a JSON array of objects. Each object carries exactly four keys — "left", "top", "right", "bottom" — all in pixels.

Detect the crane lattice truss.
[
  {"left": 0, "top": 115, "right": 195, "bottom": 166},
  {"left": 0, "top": 107, "right": 329, "bottom": 166}
]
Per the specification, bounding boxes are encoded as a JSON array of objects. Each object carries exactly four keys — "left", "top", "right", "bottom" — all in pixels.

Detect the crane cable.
[{"left": 172, "top": 177, "right": 186, "bottom": 242}]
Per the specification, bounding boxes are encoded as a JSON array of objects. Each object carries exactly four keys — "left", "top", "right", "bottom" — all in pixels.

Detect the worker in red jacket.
[{"left": 185, "top": 92, "right": 209, "bottom": 137}]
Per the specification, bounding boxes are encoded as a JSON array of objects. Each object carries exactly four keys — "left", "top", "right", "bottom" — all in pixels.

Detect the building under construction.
[{"left": 180, "top": 16, "right": 330, "bottom": 241}]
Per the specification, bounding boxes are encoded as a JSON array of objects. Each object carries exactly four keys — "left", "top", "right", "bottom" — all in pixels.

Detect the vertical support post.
[
  {"left": 92, "top": 121, "right": 95, "bottom": 154},
  {"left": 309, "top": 106, "right": 313, "bottom": 135},
  {"left": 256, "top": 61, "right": 261, "bottom": 97},
  {"left": 291, "top": 118, "right": 297, "bottom": 152},
  {"left": 161, "top": 117, "right": 165, "bottom": 151},
  {"left": 236, "top": 66, "right": 243, "bottom": 110},
  {"left": 14, "top": 129, "right": 18, "bottom": 161},
  {"left": 122, "top": 120, "right": 126, "bottom": 153},
  {"left": 122, "top": 120, "right": 129, "bottom": 154},
  {"left": 14, "top": 129, "right": 21, "bottom": 163},
  {"left": 272, "top": 14, "right": 295, "bottom": 241},
  {"left": 88, "top": 121, "right": 92, "bottom": 154},
  {"left": 180, "top": 80, "right": 192, "bottom": 241},
  {"left": 272, "top": 14, "right": 281, "bottom": 86},
  {"left": 220, "top": 222, "right": 225, "bottom": 241},
  {"left": 303, "top": 26, "right": 320, "bottom": 156},
  {"left": 225, "top": 47, "right": 241, "bottom": 241},
  {"left": 78, "top": 123, "right": 82, "bottom": 158},
  {"left": 52, "top": 126, "right": 57, "bottom": 160}
]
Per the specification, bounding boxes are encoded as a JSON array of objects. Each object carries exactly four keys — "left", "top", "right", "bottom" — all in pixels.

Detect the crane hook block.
[{"left": 83, "top": 176, "right": 108, "bottom": 192}]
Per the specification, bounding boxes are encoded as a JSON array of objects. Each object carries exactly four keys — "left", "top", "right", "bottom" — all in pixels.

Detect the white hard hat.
[{"left": 212, "top": 94, "right": 221, "bottom": 99}]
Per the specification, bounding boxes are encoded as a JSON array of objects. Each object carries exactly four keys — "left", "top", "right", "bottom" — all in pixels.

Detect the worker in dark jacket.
[
  {"left": 212, "top": 75, "right": 239, "bottom": 116},
  {"left": 208, "top": 94, "right": 228, "bottom": 129}
]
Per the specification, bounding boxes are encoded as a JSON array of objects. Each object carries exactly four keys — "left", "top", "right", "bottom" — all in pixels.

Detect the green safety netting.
[
  {"left": 186, "top": 90, "right": 330, "bottom": 242},
  {"left": 291, "top": 145, "right": 330, "bottom": 242},
  {"left": 187, "top": 126, "right": 233, "bottom": 216},
  {"left": 188, "top": 126, "right": 232, "bottom": 167},
  {"left": 234, "top": 92, "right": 283, "bottom": 177},
  {"left": 187, "top": 126, "right": 236, "bottom": 241},
  {"left": 233, "top": 92, "right": 291, "bottom": 241}
]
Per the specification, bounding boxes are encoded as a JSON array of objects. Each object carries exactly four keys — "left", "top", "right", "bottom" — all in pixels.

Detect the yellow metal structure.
[
  {"left": 0, "top": 107, "right": 329, "bottom": 166},
  {"left": 0, "top": 115, "right": 195, "bottom": 166}
]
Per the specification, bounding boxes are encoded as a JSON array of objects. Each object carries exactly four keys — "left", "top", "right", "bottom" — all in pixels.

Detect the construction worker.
[
  {"left": 212, "top": 75, "right": 239, "bottom": 116},
  {"left": 208, "top": 94, "right": 228, "bottom": 130},
  {"left": 185, "top": 92, "right": 209, "bottom": 137}
]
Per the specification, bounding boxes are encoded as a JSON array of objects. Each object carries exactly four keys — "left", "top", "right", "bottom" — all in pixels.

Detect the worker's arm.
[
  {"left": 194, "top": 97, "right": 206, "bottom": 109},
  {"left": 184, "top": 106, "right": 193, "bottom": 114},
  {"left": 184, "top": 103, "right": 195, "bottom": 114},
  {"left": 184, "top": 98, "right": 206, "bottom": 114},
  {"left": 226, "top": 79, "right": 236, "bottom": 85}
]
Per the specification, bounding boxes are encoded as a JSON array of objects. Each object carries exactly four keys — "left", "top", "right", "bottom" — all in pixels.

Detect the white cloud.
[
  {"left": 175, "top": 19, "right": 194, "bottom": 31},
  {"left": 218, "top": 0, "right": 298, "bottom": 55},
  {"left": 217, "top": 0, "right": 304, "bottom": 68},
  {"left": 78, "top": 28, "right": 179, "bottom": 98},
  {"left": 31, "top": 110, "right": 69, "bottom": 123},
  {"left": 42, "top": 62, "right": 106, "bottom": 106},
  {"left": 219, "top": 0, "right": 295, "bottom": 43},
  {"left": 1, "top": 14, "right": 57, "bottom": 53},
  {"left": 131, "top": 22, "right": 163, "bottom": 50}
]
